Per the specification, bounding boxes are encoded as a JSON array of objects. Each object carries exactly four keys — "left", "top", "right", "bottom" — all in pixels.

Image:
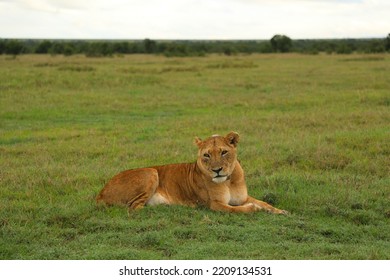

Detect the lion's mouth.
[{"left": 212, "top": 174, "right": 231, "bottom": 183}]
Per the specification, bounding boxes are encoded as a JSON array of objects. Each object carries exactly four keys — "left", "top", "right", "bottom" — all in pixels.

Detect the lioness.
[{"left": 96, "top": 132, "right": 288, "bottom": 214}]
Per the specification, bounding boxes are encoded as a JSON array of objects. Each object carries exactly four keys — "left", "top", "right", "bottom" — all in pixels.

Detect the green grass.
[{"left": 0, "top": 53, "right": 389, "bottom": 260}]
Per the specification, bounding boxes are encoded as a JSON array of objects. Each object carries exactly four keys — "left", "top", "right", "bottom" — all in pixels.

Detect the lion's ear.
[
  {"left": 194, "top": 137, "right": 203, "bottom": 148},
  {"left": 225, "top": 131, "right": 239, "bottom": 147}
]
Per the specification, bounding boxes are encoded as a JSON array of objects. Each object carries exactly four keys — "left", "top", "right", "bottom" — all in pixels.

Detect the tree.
[
  {"left": 49, "top": 42, "right": 64, "bottom": 55},
  {"left": 112, "top": 41, "right": 129, "bottom": 54},
  {"left": 99, "top": 42, "right": 113, "bottom": 56},
  {"left": 270, "top": 34, "right": 292, "bottom": 53},
  {"left": 63, "top": 43, "right": 76, "bottom": 56},
  {"left": 84, "top": 42, "right": 113, "bottom": 57},
  {"left": 143, "top": 38, "right": 157, "bottom": 53},
  {"left": 0, "top": 39, "right": 5, "bottom": 54},
  {"left": 336, "top": 42, "right": 353, "bottom": 54},
  {"left": 163, "top": 42, "right": 189, "bottom": 57},
  {"left": 5, "top": 40, "right": 24, "bottom": 56},
  {"left": 223, "top": 46, "right": 236, "bottom": 56},
  {"left": 258, "top": 41, "right": 273, "bottom": 53},
  {"left": 35, "top": 40, "right": 52, "bottom": 54},
  {"left": 385, "top": 33, "right": 390, "bottom": 52}
]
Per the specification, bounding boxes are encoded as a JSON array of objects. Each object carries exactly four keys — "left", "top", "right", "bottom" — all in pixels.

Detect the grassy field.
[{"left": 0, "top": 53, "right": 389, "bottom": 260}]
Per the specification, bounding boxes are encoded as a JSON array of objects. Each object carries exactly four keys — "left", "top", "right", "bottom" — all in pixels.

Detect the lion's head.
[{"left": 194, "top": 131, "right": 240, "bottom": 183}]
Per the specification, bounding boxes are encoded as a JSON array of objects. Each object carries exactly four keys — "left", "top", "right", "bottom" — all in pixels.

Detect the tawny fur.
[{"left": 96, "top": 132, "right": 288, "bottom": 214}]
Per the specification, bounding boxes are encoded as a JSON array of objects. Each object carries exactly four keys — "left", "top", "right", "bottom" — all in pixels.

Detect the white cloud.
[{"left": 0, "top": 0, "right": 389, "bottom": 39}]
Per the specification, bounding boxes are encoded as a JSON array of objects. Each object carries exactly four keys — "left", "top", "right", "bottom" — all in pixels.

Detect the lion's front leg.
[
  {"left": 209, "top": 200, "right": 259, "bottom": 213},
  {"left": 246, "top": 196, "right": 289, "bottom": 215}
]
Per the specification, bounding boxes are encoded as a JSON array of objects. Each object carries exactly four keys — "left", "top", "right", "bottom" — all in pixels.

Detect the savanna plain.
[{"left": 0, "top": 53, "right": 389, "bottom": 259}]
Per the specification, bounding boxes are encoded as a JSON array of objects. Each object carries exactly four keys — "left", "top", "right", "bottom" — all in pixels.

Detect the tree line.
[{"left": 1, "top": 34, "right": 389, "bottom": 57}]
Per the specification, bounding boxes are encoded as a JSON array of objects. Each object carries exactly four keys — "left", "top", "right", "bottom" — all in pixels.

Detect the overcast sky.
[{"left": 0, "top": 0, "right": 389, "bottom": 40}]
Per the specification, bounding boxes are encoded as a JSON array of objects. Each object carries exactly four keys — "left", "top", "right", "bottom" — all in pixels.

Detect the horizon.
[{"left": 2, "top": 36, "right": 388, "bottom": 41}]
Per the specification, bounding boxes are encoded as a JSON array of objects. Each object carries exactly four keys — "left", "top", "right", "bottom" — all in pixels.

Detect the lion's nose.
[{"left": 212, "top": 167, "right": 223, "bottom": 174}]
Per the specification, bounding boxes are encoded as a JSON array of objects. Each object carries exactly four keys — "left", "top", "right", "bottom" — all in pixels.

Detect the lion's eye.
[
  {"left": 221, "top": 150, "right": 228, "bottom": 156},
  {"left": 203, "top": 153, "right": 210, "bottom": 158}
]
